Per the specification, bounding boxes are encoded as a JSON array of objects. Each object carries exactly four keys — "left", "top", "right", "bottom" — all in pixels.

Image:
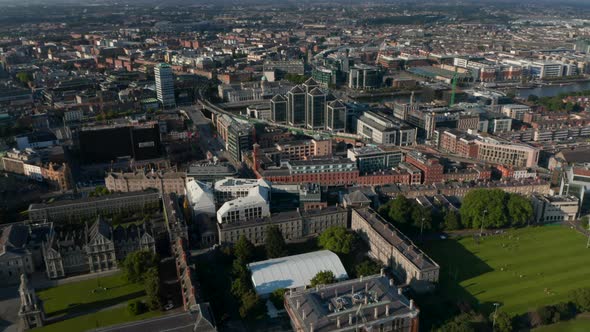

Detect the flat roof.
[{"left": 248, "top": 250, "right": 348, "bottom": 296}]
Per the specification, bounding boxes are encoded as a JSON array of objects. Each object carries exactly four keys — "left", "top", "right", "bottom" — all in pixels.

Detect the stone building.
[
  {"left": 28, "top": 189, "right": 160, "bottom": 223},
  {"left": 0, "top": 224, "right": 35, "bottom": 285},
  {"left": 42, "top": 217, "right": 156, "bottom": 279},
  {"left": 18, "top": 274, "right": 45, "bottom": 330},
  {"left": 105, "top": 169, "right": 186, "bottom": 194},
  {"left": 351, "top": 208, "right": 440, "bottom": 286},
  {"left": 284, "top": 273, "right": 419, "bottom": 332},
  {"left": 218, "top": 206, "right": 348, "bottom": 245}
]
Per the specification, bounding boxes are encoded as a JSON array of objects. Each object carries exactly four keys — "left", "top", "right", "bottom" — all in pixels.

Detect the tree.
[
  {"left": 411, "top": 204, "right": 435, "bottom": 233},
  {"left": 269, "top": 288, "right": 286, "bottom": 310},
  {"left": 437, "top": 314, "right": 475, "bottom": 332},
  {"left": 444, "top": 209, "right": 461, "bottom": 230},
  {"left": 265, "top": 226, "right": 287, "bottom": 258},
  {"left": 535, "top": 305, "right": 557, "bottom": 325},
  {"left": 355, "top": 259, "right": 382, "bottom": 278},
  {"left": 491, "top": 311, "right": 513, "bottom": 332},
  {"left": 144, "top": 267, "right": 161, "bottom": 311},
  {"left": 239, "top": 290, "right": 266, "bottom": 319},
  {"left": 527, "top": 94, "right": 539, "bottom": 103},
  {"left": 16, "top": 72, "right": 33, "bottom": 85},
  {"left": 310, "top": 270, "right": 336, "bottom": 287},
  {"left": 506, "top": 193, "right": 533, "bottom": 226},
  {"left": 127, "top": 300, "right": 146, "bottom": 316},
  {"left": 572, "top": 288, "right": 590, "bottom": 312},
  {"left": 379, "top": 195, "right": 412, "bottom": 226},
  {"left": 234, "top": 236, "right": 255, "bottom": 263},
  {"left": 122, "top": 250, "right": 159, "bottom": 283},
  {"left": 318, "top": 226, "right": 355, "bottom": 254},
  {"left": 460, "top": 189, "right": 509, "bottom": 229},
  {"left": 231, "top": 276, "right": 250, "bottom": 298}
]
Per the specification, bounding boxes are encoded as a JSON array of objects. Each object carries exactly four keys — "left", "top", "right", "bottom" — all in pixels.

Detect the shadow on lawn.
[
  {"left": 46, "top": 290, "right": 146, "bottom": 321},
  {"left": 414, "top": 239, "right": 496, "bottom": 331}
]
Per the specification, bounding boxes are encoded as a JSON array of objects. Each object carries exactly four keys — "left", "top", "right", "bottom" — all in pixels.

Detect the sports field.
[{"left": 422, "top": 225, "right": 590, "bottom": 315}]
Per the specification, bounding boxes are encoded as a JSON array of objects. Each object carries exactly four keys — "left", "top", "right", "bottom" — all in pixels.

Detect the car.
[
  {"left": 164, "top": 303, "right": 174, "bottom": 311},
  {"left": 440, "top": 235, "right": 447, "bottom": 240}
]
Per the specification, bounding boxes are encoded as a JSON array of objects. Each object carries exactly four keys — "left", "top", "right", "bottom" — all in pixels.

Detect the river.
[{"left": 515, "top": 81, "right": 590, "bottom": 98}]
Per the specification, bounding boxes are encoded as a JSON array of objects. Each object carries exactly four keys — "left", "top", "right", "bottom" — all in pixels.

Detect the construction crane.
[{"left": 450, "top": 67, "right": 459, "bottom": 107}]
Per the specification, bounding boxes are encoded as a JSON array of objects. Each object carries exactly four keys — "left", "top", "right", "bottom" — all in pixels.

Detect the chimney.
[
  {"left": 309, "top": 323, "right": 314, "bottom": 332},
  {"left": 348, "top": 313, "right": 353, "bottom": 325},
  {"left": 389, "top": 279, "right": 394, "bottom": 287},
  {"left": 302, "top": 309, "right": 306, "bottom": 321},
  {"left": 360, "top": 275, "right": 363, "bottom": 282},
  {"left": 252, "top": 143, "right": 260, "bottom": 174},
  {"left": 337, "top": 316, "right": 341, "bottom": 328},
  {"left": 398, "top": 288, "right": 402, "bottom": 295},
  {"left": 380, "top": 268, "right": 384, "bottom": 277},
  {"left": 410, "top": 299, "right": 415, "bottom": 310},
  {"left": 297, "top": 300, "right": 300, "bottom": 309},
  {"left": 364, "top": 296, "right": 368, "bottom": 305},
  {"left": 328, "top": 302, "right": 333, "bottom": 311},
  {"left": 351, "top": 285, "right": 354, "bottom": 295},
  {"left": 365, "top": 283, "right": 368, "bottom": 293},
  {"left": 386, "top": 304, "right": 390, "bottom": 316},
  {"left": 374, "top": 307, "right": 378, "bottom": 319}
]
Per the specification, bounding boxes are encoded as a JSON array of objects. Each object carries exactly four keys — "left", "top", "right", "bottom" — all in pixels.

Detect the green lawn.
[
  {"left": 422, "top": 225, "right": 590, "bottom": 315},
  {"left": 33, "top": 272, "right": 160, "bottom": 332},
  {"left": 534, "top": 315, "right": 590, "bottom": 332}
]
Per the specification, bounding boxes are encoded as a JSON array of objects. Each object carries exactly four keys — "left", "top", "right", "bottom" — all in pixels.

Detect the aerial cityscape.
[{"left": 1, "top": 0, "right": 590, "bottom": 331}]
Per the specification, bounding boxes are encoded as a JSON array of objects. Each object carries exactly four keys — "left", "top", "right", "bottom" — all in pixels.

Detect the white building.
[
  {"left": 531, "top": 194, "right": 579, "bottom": 223},
  {"left": 23, "top": 163, "right": 43, "bottom": 182},
  {"left": 155, "top": 63, "right": 176, "bottom": 109},
  {"left": 248, "top": 250, "right": 348, "bottom": 296},
  {"left": 501, "top": 104, "right": 530, "bottom": 121},
  {"left": 357, "top": 111, "right": 416, "bottom": 146},
  {"left": 185, "top": 178, "right": 216, "bottom": 217},
  {"left": 213, "top": 177, "right": 271, "bottom": 204},
  {"left": 216, "top": 186, "right": 270, "bottom": 224}
]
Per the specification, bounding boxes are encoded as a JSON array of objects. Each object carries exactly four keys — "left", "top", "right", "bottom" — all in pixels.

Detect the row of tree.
[
  {"left": 121, "top": 251, "right": 161, "bottom": 311},
  {"left": 439, "top": 287, "right": 590, "bottom": 331},
  {"left": 231, "top": 236, "right": 266, "bottom": 319},
  {"left": 378, "top": 189, "right": 534, "bottom": 235}
]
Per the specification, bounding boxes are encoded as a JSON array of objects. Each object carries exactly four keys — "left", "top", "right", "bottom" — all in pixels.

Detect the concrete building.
[
  {"left": 351, "top": 208, "right": 440, "bottom": 285},
  {"left": 347, "top": 146, "right": 403, "bottom": 174},
  {"left": 474, "top": 137, "right": 540, "bottom": 168},
  {"left": 155, "top": 63, "right": 176, "bottom": 108},
  {"left": 531, "top": 195, "right": 579, "bottom": 224},
  {"left": 501, "top": 104, "right": 530, "bottom": 121},
  {"left": 0, "top": 225, "right": 35, "bottom": 285},
  {"left": 287, "top": 85, "right": 307, "bottom": 127},
  {"left": 284, "top": 274, "right": 420, "bottom": 332},
  {"left": 357, "top": 111, "right": 416, "bottom": 146},
  {"left": 105, "top": 170, "right": 186, "bottom": 194}
]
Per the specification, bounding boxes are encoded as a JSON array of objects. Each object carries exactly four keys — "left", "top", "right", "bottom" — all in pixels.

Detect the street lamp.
[
  {"left": 421, "top": 217, "right": 425, "bottom": 241},
  {"left": 492, "top": 302, "right": 501, "bottom": 330},
  {"left": 480, "top": 209, "right": 488, "bottom": 237}
]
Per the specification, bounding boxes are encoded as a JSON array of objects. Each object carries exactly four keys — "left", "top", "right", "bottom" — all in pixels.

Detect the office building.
[
  {"left": 326, "top": 100, "right": 347, "bottom": 132},
  {"left": 306, "top": 87, "right": 327, "bottom": 129},
  {"left": 531, "top": 194, "right": 579, "bottom": 224},
  {"left": 501, "top": 104, "right": 530, "bottom": 121},
  {"left": 287, "top": 86, "right": 306, "bottom": 127},
  {"left": 475, "top": 137, "right": 540, "bottom": 168},
  {"left": 347, "top": 146, "right": 403, "bottom": 174},
  {"left": 270, "top": 94, "right": 288, "bottom": 124},
  {"left": 357, "top": 111, "right": 417, "bottom": 146},
  {"left": 285, "top": 274, "right": 420, "bottom": 332},
  {"left": 155, "top": 63, "right": 176, "bottom": 108},
  {"left": 348, "top": 64, "right": 383, "bottom": 90},
  {"left": 216, "top": 185, "right": 270, "bottom": 224}
]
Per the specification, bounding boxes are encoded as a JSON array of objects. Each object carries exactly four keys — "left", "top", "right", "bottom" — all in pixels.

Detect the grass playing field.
[
  {"left": 422, "top": 225, "right": 590, "bottom": 315},
  {"left": 33, "top": 272, "right": 160, "bottom": 332}
]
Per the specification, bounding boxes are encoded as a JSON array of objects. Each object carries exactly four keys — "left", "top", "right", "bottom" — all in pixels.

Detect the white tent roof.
[{"left": 248, "top": 250, "right": 348, "bottom": 296}]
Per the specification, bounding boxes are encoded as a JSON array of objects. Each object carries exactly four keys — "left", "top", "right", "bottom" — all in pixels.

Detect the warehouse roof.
[{"left": 248, "top": 250, "right": 348, "bottom": 296}]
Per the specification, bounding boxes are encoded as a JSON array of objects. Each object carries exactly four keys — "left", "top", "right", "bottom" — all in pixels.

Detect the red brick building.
[{"left": 405, "top": 151, "right": 444, "bottom": 184}]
